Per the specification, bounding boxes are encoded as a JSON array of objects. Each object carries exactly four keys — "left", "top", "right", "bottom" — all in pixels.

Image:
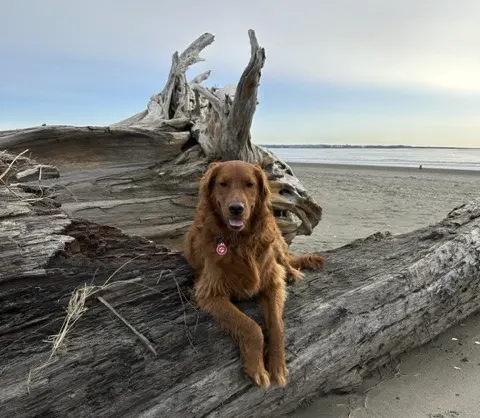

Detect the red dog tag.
[{"left": 216, "top": 242, "right": 228, "bottom": 256}]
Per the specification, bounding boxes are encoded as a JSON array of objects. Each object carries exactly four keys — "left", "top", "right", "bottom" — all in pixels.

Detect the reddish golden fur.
[{"left": 184, "top": 160, "right": 324, "bottom": 388}]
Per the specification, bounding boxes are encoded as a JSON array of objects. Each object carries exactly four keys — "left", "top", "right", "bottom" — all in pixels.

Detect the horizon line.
[{"left": 261, "top": 143, "right": 480, "bottom": 150}]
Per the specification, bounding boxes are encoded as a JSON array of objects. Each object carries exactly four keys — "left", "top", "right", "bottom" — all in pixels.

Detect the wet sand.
[{"left": 285, "top": 163, "right": 480, "bottom": 418}]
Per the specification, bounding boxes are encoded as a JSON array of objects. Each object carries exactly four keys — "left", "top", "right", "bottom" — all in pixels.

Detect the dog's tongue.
[{"left": 229, "top": 219, "right": 244, "bottom": 227}]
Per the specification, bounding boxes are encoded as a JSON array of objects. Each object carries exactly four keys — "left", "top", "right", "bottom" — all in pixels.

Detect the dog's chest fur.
[{"left": 215, "top": 241, "right": 274, "bottom": 299}]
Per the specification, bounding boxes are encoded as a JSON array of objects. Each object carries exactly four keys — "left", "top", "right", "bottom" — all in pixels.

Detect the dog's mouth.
[{"left": 227, "top": 218, "right": 245, "bottom": 231}]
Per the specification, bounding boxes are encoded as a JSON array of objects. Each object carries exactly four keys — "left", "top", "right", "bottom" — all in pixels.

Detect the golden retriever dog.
[{"left": 184, "top": 160, "right": 324, "bottom": 388}]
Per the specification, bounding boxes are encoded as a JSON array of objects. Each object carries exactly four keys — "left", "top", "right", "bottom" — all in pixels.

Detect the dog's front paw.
[
  {"left": 247, "top": 365, "right": 271, "bottom": 389},
  {"left": 268, "top": 357, "right": 288, "bottom": 387},
  {"left": 289, "top": 268, "right": 304, "bottom": 282}
]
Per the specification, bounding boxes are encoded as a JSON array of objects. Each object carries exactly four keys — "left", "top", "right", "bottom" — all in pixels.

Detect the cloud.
[{"left": 2, "top": 0, "right": 480, "bottom": 92}]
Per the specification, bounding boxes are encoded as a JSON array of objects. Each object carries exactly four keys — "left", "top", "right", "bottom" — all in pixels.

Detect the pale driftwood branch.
[
  {"left": 224, "top": 29, "right": 266, "bottom": 161},
  {"left": 191, "top": 70, "right": 211, "bottom": 84},
  {"left": 178, "top": 32, "right": 215, "bottom": 69},
  {"left": 112, "top": 33, "right": 215, "bottom": 128},
  {"left": 190, "top": 83, "right": 224, "bottom": 116},
  {"left": 0, "top": 30, "right": 322, "bottom": 248},
  {"left": 1, "top": 161, "right": 480, "bottom": 417}
]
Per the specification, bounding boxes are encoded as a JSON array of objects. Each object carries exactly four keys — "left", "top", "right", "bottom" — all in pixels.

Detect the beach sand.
[{"left": 284, "top": 163, "right": 480, "bottom": 418}]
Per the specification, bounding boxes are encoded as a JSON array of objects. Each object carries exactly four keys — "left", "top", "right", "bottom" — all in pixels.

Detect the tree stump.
[{"left": 0, "top": 30, "right": 322, "bottom": 250}]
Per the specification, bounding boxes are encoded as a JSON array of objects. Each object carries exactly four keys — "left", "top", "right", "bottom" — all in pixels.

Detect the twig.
[{"left": 97, "top": 296, "right": 157, "bottom": 356}]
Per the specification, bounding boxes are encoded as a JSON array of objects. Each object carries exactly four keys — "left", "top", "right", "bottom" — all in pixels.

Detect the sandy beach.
[
  {"left": 282, "top": 163, "right": 480, "bottom": 418},
  {"left": 289, "top": 163, "right": 479, "bottom": 253}
]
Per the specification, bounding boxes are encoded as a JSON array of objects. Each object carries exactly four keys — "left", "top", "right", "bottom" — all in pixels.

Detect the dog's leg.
[
  {"left": 259, "top": 270, "right": 288, "bottom": 386},
  {"left": 276, "top": 245, "right": 304, "bottom": 282},
  {"left": 196, "top": 295, "right": 270, "bottom": 389},
  {"left": 285, "top": 263, "right": 304, "bottom": 282}
]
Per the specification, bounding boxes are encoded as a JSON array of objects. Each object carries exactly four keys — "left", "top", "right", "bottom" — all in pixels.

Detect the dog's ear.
[
  {"left": 253, "top": 164, "right": 271, "bottom": 206},
  {"left": 199, "top": 162, "right": 222, "bottom": 204}
]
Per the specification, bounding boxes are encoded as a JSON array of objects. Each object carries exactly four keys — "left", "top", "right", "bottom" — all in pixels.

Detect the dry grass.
[
  {"left": 26, "top": 255, "right": 163, "bottom": 392},
  {"left": 1, "top": 149, "right": 70, "bottom": 204},
  {"left": 168, "top": 271, "right": 199, "bottom": 353},
  {"left": 0, "top": 149, "right": 30, "bottom": 182},
  {"left": 0, "top": 149, "right": 30, "bottom": 199}
]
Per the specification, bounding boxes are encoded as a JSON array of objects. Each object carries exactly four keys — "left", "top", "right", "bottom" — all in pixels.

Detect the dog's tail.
[{"left": 289, "top": 253, "right": 325, "bottom": 270}]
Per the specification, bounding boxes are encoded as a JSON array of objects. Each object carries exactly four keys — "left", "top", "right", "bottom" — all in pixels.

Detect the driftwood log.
[
  {"left": 0, "top": 30, "right": 321, "bottom": 250},
  {"left": 1, "top": 153, "right": 480, "bottom": 418}
]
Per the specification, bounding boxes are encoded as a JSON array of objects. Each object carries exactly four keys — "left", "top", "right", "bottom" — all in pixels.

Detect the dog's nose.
[{"left": 228, "top": 202, "right": 245, "bottom": 215}]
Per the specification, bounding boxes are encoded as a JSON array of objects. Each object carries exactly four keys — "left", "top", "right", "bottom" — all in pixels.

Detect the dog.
[{"left": 184, "top": 160, "right": 324, "bottom": 388}]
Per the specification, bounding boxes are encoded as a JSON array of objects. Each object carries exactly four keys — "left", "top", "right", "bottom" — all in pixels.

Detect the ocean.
[{"left": 264, "top": 147, "right": 480, "bottom": 171}]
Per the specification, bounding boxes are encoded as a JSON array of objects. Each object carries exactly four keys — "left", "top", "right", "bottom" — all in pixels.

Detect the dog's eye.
[
  {"left": 219, "top": 181, "right": 228, "bottom": 187},
  {"left": 246, "top": 181, "right": 254, "bottom": 188}
]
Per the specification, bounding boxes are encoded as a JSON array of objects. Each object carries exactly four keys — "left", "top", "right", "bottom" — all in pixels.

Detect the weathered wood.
[
  {"left": 1, "top": 159, "right": 480, "bottom": 418},
  {"left": 0, "top": 30, "right": 321, "bottom": 248},
  {"left": 0, "top": 127, "right": 189, "bottom": 169}
]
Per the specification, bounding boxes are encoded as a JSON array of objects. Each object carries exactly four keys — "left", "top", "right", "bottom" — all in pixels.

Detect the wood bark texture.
[
  {"left": 0, "top": 30, "right": 321, "bottom": 249},
  {"left": 1, "top": 155, "right": 480, "bottom": 418}
]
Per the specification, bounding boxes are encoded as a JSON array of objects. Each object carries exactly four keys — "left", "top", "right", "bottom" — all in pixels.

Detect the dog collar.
[{"left": 215, "top": 237, "right": 228, "bottom": 256}]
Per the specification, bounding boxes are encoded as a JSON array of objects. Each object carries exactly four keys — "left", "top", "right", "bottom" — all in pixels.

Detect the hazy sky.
[{"left": 1, "top": 0, "right": 479, "bottom": 146}]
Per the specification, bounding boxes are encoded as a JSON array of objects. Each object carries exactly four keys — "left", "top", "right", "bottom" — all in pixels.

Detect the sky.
[{"left": 1, "top": 0, "right": 479, "bottom": 147}]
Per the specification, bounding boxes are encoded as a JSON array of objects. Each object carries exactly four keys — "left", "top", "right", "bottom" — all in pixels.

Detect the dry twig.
[{"left": 97, "top": 296, "right": 157, "bottom": 356}]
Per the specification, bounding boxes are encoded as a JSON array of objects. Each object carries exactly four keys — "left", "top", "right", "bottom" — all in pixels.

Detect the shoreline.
[{"left": 288, "top": 161, "right": 480, "bottom": 176}]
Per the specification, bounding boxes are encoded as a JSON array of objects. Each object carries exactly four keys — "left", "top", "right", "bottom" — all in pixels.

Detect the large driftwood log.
[
  {"left": 1, "top": 156, "right": 480, "bottom": 418},
  {"left": 0, "top": 30, "right": 321, "bottom": 250}
]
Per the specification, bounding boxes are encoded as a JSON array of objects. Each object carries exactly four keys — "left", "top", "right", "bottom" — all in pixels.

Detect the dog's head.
[{"left": 199, "top": 160, "right": 271, "bottom": 232}]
